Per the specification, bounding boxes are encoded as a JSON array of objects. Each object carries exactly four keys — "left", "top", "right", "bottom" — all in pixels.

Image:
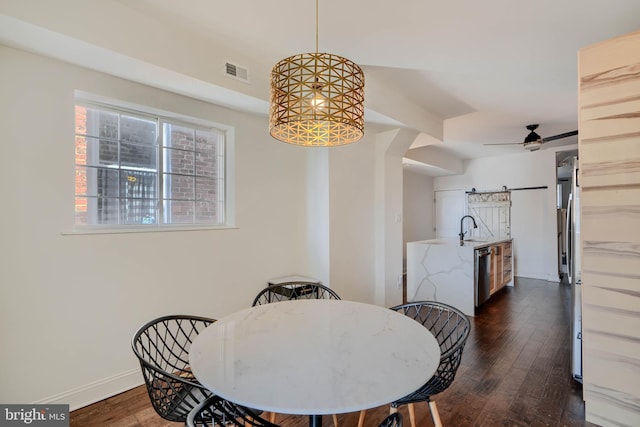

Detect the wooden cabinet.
[
  {"left": 489, "top": 241, "right": 513, "bottom": 295},
  {"left": 489, "top": 245, "right": 500, "bottom": 294},
  {"left": 501, "top": 241, "right": 513, "bottom": 286}
]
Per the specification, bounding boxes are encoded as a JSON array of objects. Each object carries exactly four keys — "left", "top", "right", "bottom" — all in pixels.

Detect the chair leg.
[
  {"left": 268, "top": 412, "right": 276, "bottom": 424},
  {"left": 408, "top": 403, "right": 417, "bottom": 427},
  {"left": 357, "top": 410, "right": 366, "bottom": 427},
  {"left": 332, "top": 413, "right": 339, "bottom": 427},
  {"left": 428, "top": 401, "right": 443, "bottom": 427}
]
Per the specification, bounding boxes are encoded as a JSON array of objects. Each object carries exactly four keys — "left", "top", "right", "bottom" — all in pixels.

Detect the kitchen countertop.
[{"left": 410, "top": 237, "right": 512, "bottom": 249}]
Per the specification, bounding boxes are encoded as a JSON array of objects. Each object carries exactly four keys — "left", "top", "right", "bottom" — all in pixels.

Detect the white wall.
[
  {"left": 374, "top": 129, "right": 418, "bottom": 307},
  {"left": 304, "top": 149, "right": 331, "bottom": 287},
  {"left": 435, "top": 150, "right": 560, "bottom": 281},
  {"left": 0, "top": 44, "right": 402, "bottom": 410},
  {"left": 403, "top": 170, "right": 435, "bottom": 260},
  {"left": 327, "top": 140, "right": 377, "bottom": 302},
  {"left": 0, "top": 45, "right": 313, "bottom": 407}
]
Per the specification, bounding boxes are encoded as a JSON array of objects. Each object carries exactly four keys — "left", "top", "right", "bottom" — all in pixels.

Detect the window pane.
[
  {"left": 195, "top": 130, "right": 220, "bottom": 178},
  {"left": 76, "top": 136, "right": 106, "bottom": 168},
  {"left": 75, "top": 166, "right": 119, "bottom": 197},
  {"left": 164, "top": 147, "right": 194, "bottom": 175},
  {"left": 120, "top": 142, "right": 157, "bottom": 169},
  {"left": 164, "top": 173, "right": 194, "bottom": 200},
  {"left": 79, "top": 108, "right": 118, "bottom": 139},
  {"left": 120, "top": 170, "right": 157, "bottom": 200},
  {"left": 164, "top": 123, "right": 194, "bottom": 150},
  {"left": 120, "top": 115, "right": 156, "bottom": 145},
  {"left": 195, "top": 201, "right": 222, "bottom": 224},
  {"left": 196, "top": 177, "right": 217, "bottom": 202},
  {"left": 75, "top": 135, "right": 87, "bottom": 166},
  {"left": 75, "top": 105, "right": 89, "bottom": 136},
  {"left": 121, "top": 197, "right": 156, "bottom": 225},
  {"left": 75, "top": 196, "right": 89, "bottom": 225},
  {"left": 97, "top": 137, "right": 119, "bottom": 167},
  {"left": 96, "top": 197, "right": 120, "bottom": 224},
  {"left": 163, "top": 200, "right": 193, "bottom": 224},
  {"left": 75, "top": 166, "right": 88, "bottom": 199},
  {"left": 74, "top": 197, "right": 120, "bottom": 224}
]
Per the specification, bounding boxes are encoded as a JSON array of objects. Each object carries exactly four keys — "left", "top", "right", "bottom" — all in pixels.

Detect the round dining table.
[{"left": 189, "top": 299, "right": 440, "bottom": 427}]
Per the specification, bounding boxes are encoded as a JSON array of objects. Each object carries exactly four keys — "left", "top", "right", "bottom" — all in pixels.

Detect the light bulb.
[
  {"left": 311, "top": 93, "right": 326, "bottom": 109},
  {"left": 310, "top": 78, "right": 326, "bottom": 110}
]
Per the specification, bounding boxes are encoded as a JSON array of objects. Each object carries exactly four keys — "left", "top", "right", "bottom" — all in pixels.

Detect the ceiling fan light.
[{"left": 524, "top": 140, "right": 543, "bottom": 151}]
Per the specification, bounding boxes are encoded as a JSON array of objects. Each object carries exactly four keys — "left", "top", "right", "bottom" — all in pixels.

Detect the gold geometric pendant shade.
[{"left": 269, "top": 52, "right": 365, "bottom": 146}]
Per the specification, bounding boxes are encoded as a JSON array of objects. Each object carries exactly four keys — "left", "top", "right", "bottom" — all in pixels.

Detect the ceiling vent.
[{"left": 225, "top": 62, "right": 249, "bottom": 82}]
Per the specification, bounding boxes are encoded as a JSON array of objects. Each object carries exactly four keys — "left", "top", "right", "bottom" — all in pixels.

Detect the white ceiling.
[{"left": 2, "top": 0, "right": 639, "bottom": 165}]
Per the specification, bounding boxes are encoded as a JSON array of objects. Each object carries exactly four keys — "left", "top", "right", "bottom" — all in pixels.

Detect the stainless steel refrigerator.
[{"left": 566, "top": 156, "right": 583, "bottom": 383}]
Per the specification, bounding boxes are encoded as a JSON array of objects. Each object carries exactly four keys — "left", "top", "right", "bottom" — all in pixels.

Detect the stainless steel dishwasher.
[{"left": 475, "top": 247, "right": 491, "bottom": 306}]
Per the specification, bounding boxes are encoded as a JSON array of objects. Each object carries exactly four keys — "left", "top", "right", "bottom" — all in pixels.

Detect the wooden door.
[{"left": 434, "top": 189, "right": 465, "bottom": 238}]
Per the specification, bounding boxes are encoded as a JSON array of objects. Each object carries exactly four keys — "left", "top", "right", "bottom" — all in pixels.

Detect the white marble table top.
[{"left": 189, "top": 299, "right": 440, "bottom": 415}]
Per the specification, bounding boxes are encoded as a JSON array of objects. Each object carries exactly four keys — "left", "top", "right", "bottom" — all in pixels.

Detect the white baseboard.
[
  {"left": 514, "top": 272, "right": 560, "bottom": 282},
  {"left": 547, "top": 273, "right": 561, "bottom": 283},
  {"left": 33, "top": 368, "right": 144, "bottom": 411}
]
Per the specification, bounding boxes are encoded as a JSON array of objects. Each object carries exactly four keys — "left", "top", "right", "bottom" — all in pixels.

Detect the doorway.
[{"left": 434, "top": 189, "right": 465, "bottom": 238}]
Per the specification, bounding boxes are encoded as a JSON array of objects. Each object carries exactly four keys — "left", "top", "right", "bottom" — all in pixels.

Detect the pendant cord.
[{"left": 315, "top": 0, "right": 319, "bottom": 53}]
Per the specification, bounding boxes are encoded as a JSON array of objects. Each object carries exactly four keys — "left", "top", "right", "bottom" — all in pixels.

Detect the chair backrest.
[
  {"left": 252, "top": 282, "right": 341, "bottom": 306},
  {"left": 187, "top": 395, "right": 280, "bottom": 427},
  {"left": 390, "top": 301, "right": 470, "bottom": 397},
  {"left": 378, "top": 413, "right": 403, "bottom": 427},
  {"left": 131, "top": 315, "right": 215, "bottom": 422}
]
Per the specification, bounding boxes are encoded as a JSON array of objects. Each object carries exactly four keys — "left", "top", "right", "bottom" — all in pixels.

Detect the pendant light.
[{"left": 269, "top": 0, "right": 365, "bottom": 146}]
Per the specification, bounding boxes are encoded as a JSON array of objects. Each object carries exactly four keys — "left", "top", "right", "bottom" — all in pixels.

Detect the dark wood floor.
[{"left": 71, "top": 277, "right": 597, "bottom": 427}]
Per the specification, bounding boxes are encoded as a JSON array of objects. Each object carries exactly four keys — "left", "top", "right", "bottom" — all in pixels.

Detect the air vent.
[{"left": 225, "top": 62, "right": 249, "bottom": 82}]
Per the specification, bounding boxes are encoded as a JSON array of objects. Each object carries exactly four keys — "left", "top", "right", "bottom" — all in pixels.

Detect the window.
[{"left": 74, "top": 101, "right": 230, "bottom": 229}]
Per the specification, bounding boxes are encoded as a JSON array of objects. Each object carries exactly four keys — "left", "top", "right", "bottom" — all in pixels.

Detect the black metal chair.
[
  {"left": 186, "top": 395, "right": 280, "bottom": 427},
  {"left": 252, "top": 282, "right": 341, "bottom": 306},
  {"left": 378, "top": 413, "right": 402, "bottom": 427},
  {"left": 131, "top": 315, "right": 215, "bottom": 423},
  {"left": 389, "top": 301, "right": 471, "bottom": 427}
]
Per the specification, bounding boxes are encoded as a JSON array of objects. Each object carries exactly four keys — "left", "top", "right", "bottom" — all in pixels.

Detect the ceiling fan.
[{"left": 485, "top": 124, "right": 578, "bottom": 151}]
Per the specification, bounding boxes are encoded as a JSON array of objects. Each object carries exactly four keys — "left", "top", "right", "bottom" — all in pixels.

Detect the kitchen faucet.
[{"left": 459, "top": 215, "right": 478, "bottom": 246}]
